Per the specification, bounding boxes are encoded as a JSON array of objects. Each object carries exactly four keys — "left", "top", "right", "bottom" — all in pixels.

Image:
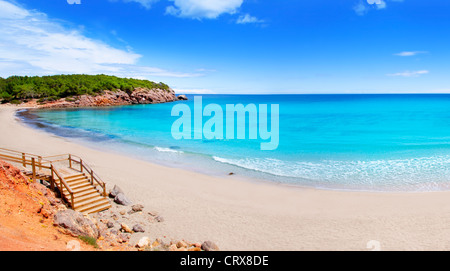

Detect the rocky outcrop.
[
  {"left": 53, "top": 209, "right": 99, "bottom": 239},
  {"left": 177, "top": 94, "right": 188, "bottom": 101},
  {"left": 39, "top": 87, "right": 177, "bottom": 109}
]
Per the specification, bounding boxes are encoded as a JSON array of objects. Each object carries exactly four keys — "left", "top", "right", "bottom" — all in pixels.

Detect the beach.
[{"left": 2, "top": 105, "right": 450, "bottom": 251}]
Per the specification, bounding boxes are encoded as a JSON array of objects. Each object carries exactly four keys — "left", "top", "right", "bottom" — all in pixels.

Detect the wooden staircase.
[
  {"left": 1, "top": 148, "right": 111, "bottom": 214},
  {"left": 60, "top": 173, "right": 111, "bottom": 214}
]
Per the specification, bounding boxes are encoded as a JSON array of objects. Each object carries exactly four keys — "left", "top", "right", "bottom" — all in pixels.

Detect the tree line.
[{"left": 0, "top": 74, "right": 170, "bottom": 103}]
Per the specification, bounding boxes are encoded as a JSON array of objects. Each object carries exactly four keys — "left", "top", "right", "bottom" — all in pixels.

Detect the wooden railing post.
[
  {"left": 103, "top": 183, "right": 107, "bottom": 197},
  {"left": 68, "top": 154, "right": 72, "bottom": 169},
  {"left": 90, "top": 169, "right": 94, "bottom": 185},
  {"left": 80, "top": 159, "right": 83, "bottom": 172},
  {"left": 22, "top": 153, "right": 26, "bottom": 167},
  {"left": 31, "top": 158, "right": 36, "bottom": 182},
  {"left": 50, "top": 165, "right": 55, "bottom": 191}
]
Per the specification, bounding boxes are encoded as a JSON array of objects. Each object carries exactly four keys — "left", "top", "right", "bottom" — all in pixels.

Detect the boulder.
[
  {"left": 177, "top": 95, "right": 188, "bottom": 100},
  {"left": 114, "top": 193, "right": 132, "bottom": 206},
  {"left": 53, "top": 209, "right": 99, "bottom": 239},
  {"left": 118, "top": 233, "right": 130, "bottom": 243},
  {"left": 121, "top": 223, "right": 133, "bottom": 233},
  {"left": 132, "top": 224, "right": 145, "bottom": 233},
  {"left": 201, "top": 241, "right": 219, "bottom": 251},
  {"left": 136, "top": 237, "right": 150, "bottom": 248},
  {"left": 129, "top": 204, "right": 144, "bottom": 214},
  {"left": 109, "top": 185, "right": 124, "bottom": 198},
  {"left": 177, "top": 240, "right": 188, "bottom": 248}
]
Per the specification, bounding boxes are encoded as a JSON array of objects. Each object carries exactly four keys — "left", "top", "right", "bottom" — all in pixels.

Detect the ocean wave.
[
  {"left": 212, "top": 155, "right": 450, "bottom": 190},
  {"left": 154, "top": 147, "right": 184, "bottom": 154}
]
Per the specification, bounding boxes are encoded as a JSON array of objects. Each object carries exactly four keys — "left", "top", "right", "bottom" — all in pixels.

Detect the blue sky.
[{"left": 1, "top": 0, "right": 450, "bottom": 94}]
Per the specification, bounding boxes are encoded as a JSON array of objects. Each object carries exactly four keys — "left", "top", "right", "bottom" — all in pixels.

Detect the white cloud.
[
  {"left": 165, "top": 0, "right": 243, "bottom": 19},
  {"left": 353, "top": 2, "right": 369, "bottom": 16},
  {"left": 354, "top": 0, "right": 389, "bottom": 15},
  {"left": 0, "top": 0, "right": 200, "bottom": 79},
  {"left": 387, "top": 70, "right": 429, "bottom": 77},
  {"left": 394, "top": 51, "right": 428, "bottom": 57},
  {"left": 376, "top": 0, "right": 387, "bottom": 9},
  {"left": 236, "top": 14, "right": 264, "bottom": 24},
  {"left": 122, "top": 0, "right": 159, "bottom": 9}
]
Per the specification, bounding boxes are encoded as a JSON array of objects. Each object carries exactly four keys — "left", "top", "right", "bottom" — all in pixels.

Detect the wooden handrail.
[
  {"left": 0, "top": 147, "right": 108, "bottom": 199},
  {"left": 69, "top": 155, "right": 107, "bottom": 197},
  {"left": 51, "top": 165, "right": 74, "bottom": 207}
]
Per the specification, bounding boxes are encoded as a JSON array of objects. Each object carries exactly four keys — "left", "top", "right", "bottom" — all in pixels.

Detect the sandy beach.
[{"left": 2, "top": 106, "right": 450, "bottom": 251}]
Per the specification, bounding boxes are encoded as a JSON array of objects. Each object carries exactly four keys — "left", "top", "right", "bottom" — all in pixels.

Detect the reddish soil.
[{"left": 0, "top": 160, "right": 96, "bottom": 251}]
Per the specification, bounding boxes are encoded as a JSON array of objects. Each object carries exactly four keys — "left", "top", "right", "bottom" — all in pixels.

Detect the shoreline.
[
  {"left": 2, "top": 105, "right": 450, "bottom": 250},
  {"left": 17, "top": 105, "right": 447, "bottom": 194}
]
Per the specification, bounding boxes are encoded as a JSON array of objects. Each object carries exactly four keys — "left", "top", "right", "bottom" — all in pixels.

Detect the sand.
[{"left": 1, "top": 105, "right": 450, "bottom": 251}]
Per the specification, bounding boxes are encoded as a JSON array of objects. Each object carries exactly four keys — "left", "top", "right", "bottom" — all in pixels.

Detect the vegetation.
[
  {"left": 78, "top": 235, "right": 99, "bottom": 249},
  {"left": 0, "top": 74, "right": 170, "bottom": 103}
]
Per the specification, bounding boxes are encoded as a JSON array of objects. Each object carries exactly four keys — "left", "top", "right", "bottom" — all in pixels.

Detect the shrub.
[{"left": 78, "top": 235, "right": 99, "bottom": 249}]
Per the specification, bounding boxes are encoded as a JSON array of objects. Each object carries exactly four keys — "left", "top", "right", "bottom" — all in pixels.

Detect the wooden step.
[
  {"left": 82, "top": 204, "right": 112, "bottom": 215},
  {"left": 67, "top": 182, "right": 91, "bottom": 191},
  {"left": 76, "top": 200, "right": 111, "bottom": 214},
  {"left": 73, "top": 192, "right": 102, "bottom": 204},
  {"left": 65, "top": 174, "right": 85, "bottom": 180},
  {"left": 66, "top": 176, "right": 89, "bottom": 183},
  {"left": 62, "top": 185, "right": 96, "bottom": 196},
  {"left": 57, "top": 178, "right": 89, "bottom": 187},
  {"left": 70, "top": 189, "right": 99, "bottom": 199},
  {"left": 73, "top": 196, "right": 108, "bottom": 209},
  {"left": 66, "top": 179, "right": 91, "bottom": 187}
]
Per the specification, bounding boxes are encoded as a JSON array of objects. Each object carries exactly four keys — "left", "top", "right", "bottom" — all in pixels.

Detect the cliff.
[{"left": 38, "top": 87, "right": 178, "bottom": 109}]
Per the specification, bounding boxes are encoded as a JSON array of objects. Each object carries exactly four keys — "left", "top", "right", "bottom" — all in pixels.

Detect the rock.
[
  {"left": 177, "top": 94, "right": 188, "bottom": 100},
  {"left": 154, "top": 216, "right": 164, "bottom": 223},
  {"left": 40, "top": 88, "right": 176, "bottom": 109},
  {"left": 109, "top": 185, "right": 124, "bottom": 198},
  {"left": 48, "top": 197, "right": 62, "bottom": 206},
  {"left": 53, "top": 209, "right": 99, "bottom": 239},
  {"left": 151, "top": 240, "right": 160, "bottom": 248},
  {"left": 132, "top": 224, "right": 145, "bottom": 233},
  {"left": 189, "top": 247, "right": 202, "bottom": 252},
  {"left": 131, "top": 204, "right": 144, "bottom": 213},
  {"left": 169, "top": 244, "right": 178, "bottom": 251},
  {"left": 114, "top": 193, "right": 132, "bottom": 206},
  {"left": 96, "top": 220, "right": 108, "bottom": 237},
  {"left": 118, "top": 233, "right": 130, "bottom": 243},
  {"left": 136, "top": 237, "right": 150, "bottom": 248},
  {"left": 201, "top": 241, "right": 219, "bottom": 251},
  {"left": 148, "top": 211, "right": 158, "bottom": 217},
  {"left": 193, "top": 242, "right": 202, "bottom": 248},
  {"left": 120, "top": 223, "right": 133, "bottom": 233},
  {"left": 106, "top": 221, "right": 114, "bottom": 228},
  {"left": 177, "top": 240, "right": 188, "bottom": 248}
]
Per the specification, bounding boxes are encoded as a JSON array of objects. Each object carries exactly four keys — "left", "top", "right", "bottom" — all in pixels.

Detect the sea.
[{"left": 19, "top": 94, "right": 450, "bottom": 192}]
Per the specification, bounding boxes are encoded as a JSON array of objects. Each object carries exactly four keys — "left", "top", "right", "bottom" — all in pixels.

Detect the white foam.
[
  {"left": 154, "top": 147, "right": 184, "bottom": 154},
  {"left": 212, "top": 155, "right": 450, "bottom": 191}
]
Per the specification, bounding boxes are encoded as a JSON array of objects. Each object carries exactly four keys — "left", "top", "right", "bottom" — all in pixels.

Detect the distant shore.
[{"left": 2, "top": 105, "right": 450, "bottom": 250}]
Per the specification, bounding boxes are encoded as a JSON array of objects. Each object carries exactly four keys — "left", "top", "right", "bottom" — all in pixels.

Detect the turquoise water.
[{"left": 22, "top": 94, "right": 450, "bottom": 191}]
